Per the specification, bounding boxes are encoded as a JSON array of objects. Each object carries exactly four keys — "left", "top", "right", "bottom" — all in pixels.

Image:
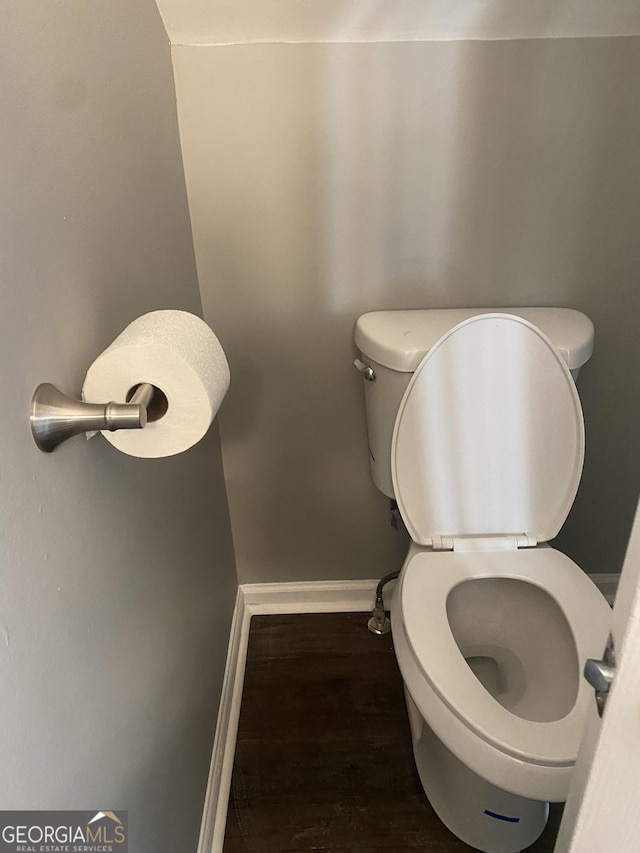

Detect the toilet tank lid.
[{"left": 355, "top": 308, "right": 594, "bottom": 373}]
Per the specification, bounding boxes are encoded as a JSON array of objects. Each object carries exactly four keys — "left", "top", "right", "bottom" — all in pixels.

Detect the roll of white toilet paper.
[{"left": 82, "top": 310, "right": 230, "bottom": 458}]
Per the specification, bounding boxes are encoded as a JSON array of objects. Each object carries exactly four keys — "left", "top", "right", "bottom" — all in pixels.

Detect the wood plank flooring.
[{"left": 223, "top": 613, "right": 562, "bottom": 852}]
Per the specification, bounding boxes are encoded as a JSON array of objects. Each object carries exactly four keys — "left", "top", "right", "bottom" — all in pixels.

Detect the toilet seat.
[
  {"left": 400, "top": 547, "right": 610, "bottom": 769},
  {"left": 391, "top": 313, "right": 585, "bottom": 547}
]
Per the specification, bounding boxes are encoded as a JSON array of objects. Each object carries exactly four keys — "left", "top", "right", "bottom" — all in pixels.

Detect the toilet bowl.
[
  {"left": 354, "top": 310, "right": 612, "bottom": 852},
  {"left": 396, "top": 547, "right": 609, "bottom": 797}
]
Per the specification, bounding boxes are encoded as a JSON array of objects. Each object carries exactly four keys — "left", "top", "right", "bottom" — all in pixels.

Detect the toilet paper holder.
[{"left": 30, "top": 382, "right": 157, "bottom": 453}]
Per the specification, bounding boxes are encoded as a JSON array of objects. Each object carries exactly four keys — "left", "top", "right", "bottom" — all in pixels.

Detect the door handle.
[{"left": 584, "top": 634, "right": 616, "bottom": 718}]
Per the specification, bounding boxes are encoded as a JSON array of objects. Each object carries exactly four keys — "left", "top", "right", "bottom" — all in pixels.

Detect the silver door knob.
[
  {"left": 584, "top": 658, "right": 615, "bottom": 693},
  {"left": 584, "top": 634, "right": 616, "bottom": 717}
]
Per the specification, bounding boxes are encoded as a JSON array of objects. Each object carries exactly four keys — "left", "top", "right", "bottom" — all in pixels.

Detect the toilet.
[{"left": 354, "top": 309, "right": 611, "bottom": 853}]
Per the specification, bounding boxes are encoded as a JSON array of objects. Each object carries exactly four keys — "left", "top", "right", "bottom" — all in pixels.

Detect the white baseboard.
[
  {"left": 242, "top": 578, "right": 380, "bottom": 614},
  {"left": 196, "top": 586, "right": 251, "bottom": 853},
  {"left": 196, "top": 579, "right": 380, "bottom": 853},
  {"left": 588, "top": 572, "right": 621, "bottom": 606}
]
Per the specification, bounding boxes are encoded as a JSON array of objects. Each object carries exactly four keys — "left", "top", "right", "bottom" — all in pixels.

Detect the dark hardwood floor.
[{"left": 223, "top": 613, "right": 562, "bottom": 852}]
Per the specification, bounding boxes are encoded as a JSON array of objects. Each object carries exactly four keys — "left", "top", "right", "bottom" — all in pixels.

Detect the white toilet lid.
[
  {"left": 391, "top": 314, "right": 585, "bottom": 546},
  {"left": 400, "top": 548, "right": 610, "bottom": 766}
]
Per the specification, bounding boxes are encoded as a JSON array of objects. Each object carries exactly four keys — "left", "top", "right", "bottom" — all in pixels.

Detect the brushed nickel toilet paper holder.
[{"left": 30, "top": 382, "right": 157, "bottom": 453}]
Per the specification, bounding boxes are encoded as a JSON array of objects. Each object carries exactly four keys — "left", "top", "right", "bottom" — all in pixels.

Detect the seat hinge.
[{"left": 431, "top": 534, "right": 538, "bottom": 552}]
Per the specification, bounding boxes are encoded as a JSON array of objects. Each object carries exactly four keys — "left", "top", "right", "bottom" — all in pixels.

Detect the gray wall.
[
  {"left": 174, "top": 37, "right": 640, "bottom": 583},
  {"left": 0, "top": 3, "right": 237, "bottom": 851}
]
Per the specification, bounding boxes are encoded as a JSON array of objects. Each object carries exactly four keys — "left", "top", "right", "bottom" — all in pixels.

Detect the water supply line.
[{"left": 367, "top": 571, "right": 399, "bottom": 635}]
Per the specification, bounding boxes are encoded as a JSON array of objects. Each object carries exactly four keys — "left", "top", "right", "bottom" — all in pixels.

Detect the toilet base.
[{"left": 404, "top": 688, "right": 549, "bottom": 853}]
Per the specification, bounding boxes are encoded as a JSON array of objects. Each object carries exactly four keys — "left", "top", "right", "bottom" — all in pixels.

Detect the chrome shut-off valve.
[{"left": 368, "top": 596, "right": 391, "bottom": 636}]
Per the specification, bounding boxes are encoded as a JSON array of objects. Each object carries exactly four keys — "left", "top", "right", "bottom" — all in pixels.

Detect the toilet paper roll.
[{"left": 82, "top": 310, "right": 230, "bottom": 458}]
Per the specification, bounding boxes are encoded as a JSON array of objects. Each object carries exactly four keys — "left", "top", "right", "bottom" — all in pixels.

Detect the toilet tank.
[{"left": 354, "top": 308, "right": 595, "bottom": 498}]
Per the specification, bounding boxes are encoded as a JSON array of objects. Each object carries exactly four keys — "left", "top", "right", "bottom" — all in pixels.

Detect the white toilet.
[{"left": 354, "top": 308, "right": 611, "bottom": 853}]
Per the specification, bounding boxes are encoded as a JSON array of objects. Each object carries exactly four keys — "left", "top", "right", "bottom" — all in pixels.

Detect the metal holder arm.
[{"left": 30, "top": 382, "right": 155, "bottom": 453}]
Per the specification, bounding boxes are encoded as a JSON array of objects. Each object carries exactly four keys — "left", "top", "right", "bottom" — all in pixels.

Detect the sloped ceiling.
[{"left": 155, "top": 0, "right": 640, "bottom": 46}]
